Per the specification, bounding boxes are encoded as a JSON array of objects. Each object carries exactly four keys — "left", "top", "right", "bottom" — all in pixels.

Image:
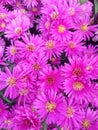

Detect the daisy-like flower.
[
  {"left": 63, "top": 78, "right": 95, "bottom": 103},
  {"left": 5, "top": 10, "right": 30, "bottom": 39},
  {"left": 34, "top": 91, "right": 65, "bottom": 124},
  {"left": 60, "top": 98, "right": 82, "bottom": 130},
  {"left": 23, "top": 0, "right": 38, "bottom": 8},
  {"left": 15, "top": 33, "right": 44, "bottom": 60},
  {"left": 5, "top": 42, "right": 18, "bottom": 63},
  {"left": 74, "top": 17, "right": 98, "bottom": 41},
  {"left": 66, "top": 0, "right": 82, "bottom": 22},
  {"left": 78, "top": 108, "right": 98, "bottom": 130},
  {"left": 0, "top": 38, "right": 5, "bottom": 58},
  {"left": 0, "top": 99, "right": 7, "bottom": 125},
  {"left": 50, "top": 18, "right": 73, "bottom": 42},
  {"left": 39, "top": 66, "right": 63, "bottom": 92},
  {"left": 62, "top": 56, "right": 88, "bottom": 79},
  {"left": 43, "top": 38, "right": 64, "bottom": 59},
  {"left": 0, "top": 67, "right": 25, "bottom": 99},
  {"left": 64, "top": 35, "right": 85, "bottom": 57},
  {"left": 12, "top": 106, "right": 41, "bottom": 130}
]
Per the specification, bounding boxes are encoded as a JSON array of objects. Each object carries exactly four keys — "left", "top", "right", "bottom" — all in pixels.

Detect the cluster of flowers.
[{"left": 0, "top": 0, "right": 98, "bottom": 130}]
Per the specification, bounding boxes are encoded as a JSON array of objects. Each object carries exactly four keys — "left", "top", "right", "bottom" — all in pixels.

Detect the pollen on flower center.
[
  {"left": 10, "top": 46, "right": 17, "bottom": 55},
  {"left": 1, "top": 22, "right": 6, "bottom": 28},
  {"left": 7, "top": 77, "right": 16, "bottom": 86},
  {"left": 46, "top": 102, "right": 56, "bottom": 112},
  {"left": 33, "top": 63, "right": 40, "bottom": 71},
  {"left": 68, "top": 7, "right": 75, "bottom": 16},
  {"left": 50, "top": 11, "right": 59, "bottom": 20},
  {"left": 73, "top": 67, "right": 82, "bottom": 77},
  {"left": 45, "top": 21, "right": 50, "bottom": 29},
  {"left": 86, "top": 65, "right": 93, "bottom": 71},
  {"left": 26, "top": 44, "right": 35, "bottom": 52},
  {"left": 15, "top": 27, "right": 22, "bottom": 34},
  {"left": 81, "top": 24, "right": 88, "bottom": 31},
  {"left": 73, "top": 81, "right": 84, "bottom": 91},
  {"left": 83, "top": 119, "right": 90, "bottom": 129},
  {"left": 47, "top": 76, "right": 54, "bottom": 85},
  {"left": 32, "top": 7, "right": 38, "bottom": 12},
  {"left": 58, "top": 24, "right": 66, "bottom": 33},
  {"left": 6, "top": 120, "right": 12, "bottom": 125},
  {"left": 69, "top": 41, "right": 76, "bottom": 48},
  {"left": 0, "top": 13, "right": 6, "bottom": 19},
  {"left": 67, "top": 106, "right": 74, "bottom": 118},
  {"left": 46, "top": 40, "right": 55, "bottom": 49}
]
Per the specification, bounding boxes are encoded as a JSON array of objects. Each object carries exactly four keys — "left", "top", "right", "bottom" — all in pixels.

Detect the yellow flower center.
[
  {"left": 46, "top": 102, "right": 56, "bottom": 112},
  {"left": 46, "top": 40, "right": 55, "bottom": 49},
  {"left": 50, "top": 11, "right": 59, "bottom": 20},
  {"left": 47, "top": 76, "right": 54, "bottom": 85},
  {"left": 32, "top": 7, "right": 38, "bottom": 12},
  {"left": 33, "top": 63, "right": 40, "bottom": 71},
  {"left": 73, "top": 81, "right": 84, "bottom": 91},
  {"left": 0, "top": 13, "right": 6, "bottom": 19},
  {"left": 7, "top": 77, "right": 16, "bottom": 86},
  {"left": 6, "top": 120, "right": 12, "bottom": 125},
  {"left": 26, "top": 44, "right": 35, "bottom": 52},
  {"left": 81, "top": 24, "right": 88, "bottom": 31},
  {"left": 67, "top": 106, "right": 74, "bottom": 118},
  {"left": 83, "top": 119, "right": 90, "bottom": 129},
  {"left": 86, "top": 65, "right": 93, "bottom": 71},
  {"left": 45, "top": 21, "right": 50, "bottom": 29},
  {"left": 1, "top": 22, "right": 6, "bottom": 28},
  {"left": 15, "top": 27, "right": 22, "bottom": 34},
  {"left": 58, "top": 24, "right": 66, "bottom": 33},
  {"left": 21, "top": 9, "right": 26, "bottom": 14},
  {"left": 73, "top": 67, "right": 82, "bottom": 77},
  {"left": 10, "top": 46, "right": 17, "bottom": 55},
  {"left": 68, "top": 7, "right": 75, "bottom": 16},
  {"left": 69, "top": 41, "right": 76, "bottom": 48}
]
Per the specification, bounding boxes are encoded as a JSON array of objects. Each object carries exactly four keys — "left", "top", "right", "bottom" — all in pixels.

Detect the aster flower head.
[
  {"left": 0, "top": 38, "right": 5, "bottom": 58},
  {"left": 12, "top": 105, "right": 41, "bottom": 130},
  {"left": 74, "top": 17, "right": 98, "bottom": 41},
  {"left": 34, "top": 91, "right": 66, "bottom": 124},
  {"left": 50, "top": 18, "right": 73, "bottom": 42},
  {"left": 60, "top": 98, "right": 82, "bottom": 130},
  {"left": 0, "top": 66, "right": 26, "bottom": 99},
  {"left": 15, "top": 33, "right": 44, "bottom": 60},
  {"left": 64, "top": 34, "right": 85, "bottom": 58},
  {"left": 39, "top": 66, "right": 63, "bottom": 92},
  {"left": 78, "top": 108, "right": 98, "bottom": 130},
  {"left": 63, "top": 78, "right": 95, "bottom": 103},
  {"left": 43, "top": 38, "right": 64, "bottom": 59},
  {"left": 5, "top": 10, "right": 30, "bottom": 39}
]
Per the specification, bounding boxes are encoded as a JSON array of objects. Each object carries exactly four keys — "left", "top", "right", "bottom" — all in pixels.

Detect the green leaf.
[
  {"left": 80, "top": 0, "right": 87, "bottom": 4},
  {"left": 94, "top": 0, "right": 98, "bottom": 14},
  {"left": 43, "top": 122, "right": 47, "bottom": 130}
]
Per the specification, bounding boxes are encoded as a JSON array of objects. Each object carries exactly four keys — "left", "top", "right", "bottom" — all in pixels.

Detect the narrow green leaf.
[
  {"left": 43, "top": 122, "right": 47, "bottom": 130},
  {"left": 80, "top": 0, "right": 87, "bottom": 4},
  {"left": 94, "top": 0, "right": 98, "bottom": 14}
]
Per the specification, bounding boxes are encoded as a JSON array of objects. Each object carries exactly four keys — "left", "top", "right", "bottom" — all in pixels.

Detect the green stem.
[
  {"left": 94, "top": 0, "right": 98, "bottom": 14},
  {"left": 80, "top": 0, "right": 87, "bottom": 4},
  {"left": 43, "top": 122, "right": 47, "bottom": 130}
]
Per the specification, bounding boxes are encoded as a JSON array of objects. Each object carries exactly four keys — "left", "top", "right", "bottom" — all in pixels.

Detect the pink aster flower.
[
  {"left": 74, "top": 17, "right": 98, "bottom": 41},
  {"left": 0, "top": 66, "right": 26, "bottom": 99},
  {"left": 43, "top": 38, "right": 64, "bottom": 59},
  {"left": 0, "top": 99, "right": 7, "bottom": 125},
  {"left": 0, "top": 38, "right": 5, "bottom": 58},
  {"left": 60, "top": 98, "right": 82, "bottom": 130},
  {"left": 64, "top": 35, "right": 85, "bottom": 57},
  {"left": 50, "top": 18, "right": 73, "bottom": 42},
  {"left": 5, "top": 10, "right": 30, "bottom": 39},
  {"left": 34, "top": 91, "right": 65, "bottom": 124},
  {"left": 62, "top": 56, "right": 88, "bottom": 80},
  {"left": 5, "top": 42, "right": 18, "bottom": 63},
  {"left": 39, "top": 66, "right": 63, "bottom": 92},
  {"left": 78, "top": 108, "right": 98, "bottom": 130},
  {"left": 12, "top": 106, "right": 41, "bottom": 130},
  {"left": 15, "top": 33, "right": 44, "bottom": 60},
  {"left": 65, "top": 0, "right": 82, "bottom": 22},
  {"left": 63, "top": 78, "right": 95, "bottom": 103}
]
